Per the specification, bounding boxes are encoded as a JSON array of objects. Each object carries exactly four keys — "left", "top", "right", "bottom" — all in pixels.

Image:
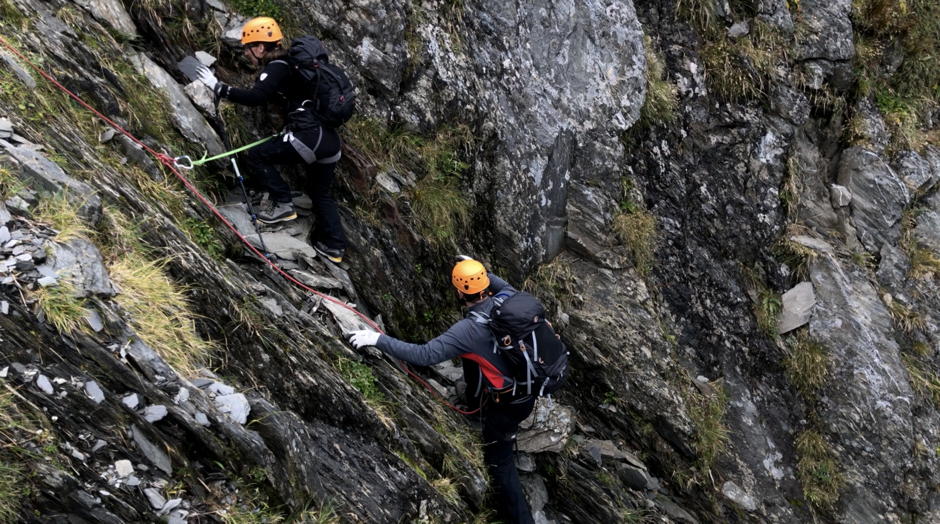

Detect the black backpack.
[
  {"left": 287, "top": 36, "right": 356, "bottom": 128},
  {"left": 479, "top": 290, "right": 569, "bottom": 396}
]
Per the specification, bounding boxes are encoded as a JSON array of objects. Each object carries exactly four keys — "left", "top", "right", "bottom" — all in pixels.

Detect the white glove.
[
  {"left": 194, "top": 64, "right": 219, "bottom": 90},
  {"left": 347, "top": 329, "right": 380, "bottom": 349}
]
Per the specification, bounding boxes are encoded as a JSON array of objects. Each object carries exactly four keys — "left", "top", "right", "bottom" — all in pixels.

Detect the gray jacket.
[{"left": 374, "top": 273, "right": 518, "bottom": 390}]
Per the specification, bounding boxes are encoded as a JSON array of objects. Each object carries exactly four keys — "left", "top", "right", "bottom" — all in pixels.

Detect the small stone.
[
  {"left": 0, "top": 301, "right": 8, "bottom": 315},
  {"left": 143, "top": 487, "right": 166, "bottom": 510},
  {"left": 36, "top": 275, "right": 57, "bottom": 287},
  {"left": 207, "top": 382, "right": 234, "bottom": 396},
  {"left": 143, "top": 405, "right": 168, "bottom": 423},
  {"left": 126, "top": 475, "right": 141, "bottom": 487},
  {"left": 191, "top": 378, "right": 213, "bottom": 388},
  {"left": 0, "top": 117, "right": 12, "bottom": 138},
  {"left": 214, "top": 393, "right": 250, "bottom": 424},
  {"left": 84, "top": 309, "right": 104, "bottom": 332},
  {"left": 722, "top": 480, "right": 758, "bottom": 511},
  {"left": 830, "top": 184, "right": 852, "bottom": 208},
  {"left": 194, "top": 412, "right": 210, "bottom": 426},
  {"left": 174, "top": 387, "right": 190, "bottom": 404},
  {"left": 92, "top": 439, "right": 107, "bottom": 452},
  {"left": 36, "top": 374, "right": 54, "bottom": 395},
  {"left": 99, "top": 129, "right": 117, "bottom": 143},
  {"left": 728, "top": 21, "right": 750, "bottom": 38},
  {"left": 0, "top": 366, "right": 7, "bottom": 377},
  {"left": 115, "top": 460, "right": 134, "bottom": 478},
  {"left": 161, "top": 498, "right": 182, "bottom": 514},
  {"left": 195, "top": 51, "right": 216, "bottom": 67},
  {"left": 0, "top": 226, "right": 9, "bottom": 243},
  {"left": 122, "top": 393, "right": 139, "bottom": 409},
  {"left": 131, "top": 426, "right": 172, "bottom": 475},
  {"left": 777, "top": 281, "right": 816, "bottom": 334},
  {"left": 84, "top": 381, "right": 105, "bottom": 404}
]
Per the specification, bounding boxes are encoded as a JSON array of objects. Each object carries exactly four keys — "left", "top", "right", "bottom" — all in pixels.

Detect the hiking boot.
[
  {"left": 314, "top": 241, "right": 344, "bottom": 263},
  {"left": 258, "top": 202, "right": 297, "bottom": 224}
]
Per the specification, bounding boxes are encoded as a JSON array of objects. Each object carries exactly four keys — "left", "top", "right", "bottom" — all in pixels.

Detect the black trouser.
[
  {"left": 482, "top": 394, "right": 537, "bottom": 524},
  {"left": 242, "top": 131, "right": 346, "bottom": 250}
]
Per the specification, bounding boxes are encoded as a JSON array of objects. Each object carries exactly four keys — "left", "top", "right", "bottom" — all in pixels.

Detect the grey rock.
[
  {"left": 894, "top": 150, "right": 935, "bottom": 192},
  {"left": 515, "top": 453, "right": 537, "bottom": 473},
  {"left": 830, "top": 184, "right": 852, "bottom": 208},
  {"left": 777, "top": 281, "right": 816, "bottom": 334},
  {"left": 0, "top": 50, "right": 36, "bottom": 89},
  {"left": 838, "top": 147, "right": 910, "bottom": 253},
  {"left": 131, "top": 425, "right": 172, "bottom": 475},
  {"left": 323, "top": 298, "right": 374, "bottom": 335},
  {"left": 121, "top": 393, "right": 139, "bottom": 409},
  {"left": 160, "top": 498, "right": 182, "bottom": 515},
  {"left": 520, "top": 474, "right": 549, "bottom": 519},
  {"left": 143, "top": 404, "right": 168, "bottom": 423},
  {"left": 84, "top": 381, "right": 105, "bottom": 404},
  {"left": 84, "top": 308, "right": 104, "bottom": 332},
  {"left": 206, "top": 382, "right": 234, "bottom": 396},
  {"left": 722, "top": 480, "right": 758, "bottom": 512},
  {"left": 913, "top": 192, "right": 940, "bottom": 257},
  {"left": 91, "top": 439, "right": 107, "bottom": 452},
  {"left": 617, "top": 464, "right": 654, "bottom": 491},
  {"left": 143, "top": 487, "right": 166, "bottom": 510},
  {"left": 249, "top": 231, "right": 317, "bottom": 262},
  {"left": 655, "top": 495, "right": 699, "bottom": 523},
  {"left": 47, "top": 237, "right": 115, "bottom": 297},
  {"left": 808, "top": 251, "right": 914, "bottom": 518},
  {"left": 73, "top": 0, "right": 137, "bottom": 35},
  {"left": 0, "top": 301, "right": 7, "bottom": 315},
  {"left": 167, "top": 513, "right": 188, "bottom": 524},
  {"left": 36, "top": 275, "right": 57, "bottom": 287},
  {"left": 195, "top": 51, "right": 216, "bottom": 67},
  {"left": 374, "top": 172, "right": 401, "bottom": 193},
  {"left": 129, "top": 53, "right": 224, "bottom": 155},
  {"left": 291, "top": 193, "right": 312, "bottom": 210},
  {"left": 728, "top": 21, "right": 750, "bottom": 38},
  {"left": 259, "top": 297, "right": 283, "bottom": 317},
  {"left": 174, "top": 387, "right": 190, "bottom": 405},
  {"left": 0, "top": 117, "right": 11, "bottom": 138},
  {"left": 288, "top": 269, "right": 344, "bottom": 291},
  {"left": 194, "top": 411, "right": 210, "bottom": 426},
  {"left": 114, "top": 459, "right": 134, "bottom": 477},
  {"left": 2, "top": 144, "right": 102, "bottom": 223},
  {"left": 191, "top": 378, "right": 214, "bottom": 388},
  {"left": 517, "top": 398, "right": 574, "bottom": 453},
  {"left": 126, "top": 475, "right": 140, "bottom": 487},
  {"left": 214, "top": 393, "right": 250, "bottom": 424},
  {"left": 182, "top": 81, "right": 217, "bottom": 117},
  {"left": 36, "top": 374, "right": 54, "bottom": 395}
]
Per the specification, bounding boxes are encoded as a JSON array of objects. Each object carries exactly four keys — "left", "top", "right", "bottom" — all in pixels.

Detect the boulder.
[{"left": 838, "top": 147, "right": 910, "bottom": 253}]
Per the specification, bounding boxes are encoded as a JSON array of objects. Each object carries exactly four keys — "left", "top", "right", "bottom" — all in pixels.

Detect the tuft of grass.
[
  {"left": 902, "top": 353, "right": 940, "bottom": 407},
  {"left": 795, "top": 430, "right": 844, "bottom": 508},
  {"left": 0, "top": 167, "right": 24, "bottom": 201},
  {"left": 700, "top": 21, "right": 789, "bottom": 102},
  {"left": 334, "top": 358, "right": 384, "bottom": 403},
  {"left": 772, "top": 229, "right": 816, "bottom": 281},
  {"left": 33, "top": 279, "right": 87, "bottom": 334},
  {"left": 885, "top": 297, "right": 926, "bottom": 333},
  {"left": 181, "top": 217, "right": 224, "bottom": 260},
  {"left": 346, "top": 120, "right": 473, "bottom": 246},
  {"left": 33, "top": 193, "right": 90, "bottom": 243},
  {"left": 109, "top": 254, "right": 212, "bottom": 376},
  {"left": 0, "top": 390, "right": 38, "bottom": 521},
  {"left": 613, "top": 208, "right": 657, "bottom": 276},
  {"left": 784, "top": 333, "right": 830, "bottom": 399},
  {"left": 637, "top": 35, "right": 679, "bottom": 129},
  {"left": 687, "top": 380, "right": 730, "bottom": 477},
  {"left": 0, "top": 0, "right": 23, "bottom": 24}
]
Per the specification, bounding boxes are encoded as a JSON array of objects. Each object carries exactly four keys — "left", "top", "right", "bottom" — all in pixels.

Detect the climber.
[
  {"left": 347, "top": 257, "right": 537, "bottom": 524},
  {"left": 194, "top": 17, "right": 347, "bottom": 263}
]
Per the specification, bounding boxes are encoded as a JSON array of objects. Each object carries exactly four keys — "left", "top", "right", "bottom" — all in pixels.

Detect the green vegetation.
[
  {"left": 345, "top": 120, "right": 473, "bottom": 246},
  {"left": 772, "top": 229, "right": 816, "bottom": 281},
  {"left": 182, "top": 217, "right": 224, "bottom": 260},
  {"left": 885, "top": 297, "right": 926, "bottom": 333},
  {"left": 335, "top": 358, "right": 384, "bottom": 403},
  {"left": 902, "top": 353, "right": 940, "bottom": 407},
  {"left": 794, "top": 430, "right": 844, "bottom": 508},
  {"left": 687, "top": 380, "right": 730, "bottom": 478},
  {"left": 784, "top": 333, "right": 830, "bottom": 399},
  {"left": 852, "top": 0, "right": 940, "bottom": 152},
  {"left": 899, "top": 208, "right": 940, "bottom": 280},
  {"left": 0, "top": 389, "right": 60, "bottom": 520},
  {"left": 109, "top": 253, "right": 212, "bottom": 376},
  {"left": 613, "top": 178, "right": 657, "bottom": 276},
  {"left": 0, "top": 0, "right": 23, "bottom": 24},
  {"left": 637, "top": 35, "right": 679, "bottom": 129},
  {"left": 0, "top": 167, "right": 23, "bottom": 201},
  {"left": 33, "top": 193, "right": 90, "bottom": 243},
  {"left": 699, "top": 20, "right": 789, "bottom": 102},
  {"left": 34, "top": 280, "right": 87, "bottom": 334},
  {"left": 227, "top": 0, "right": 282, "bottom": 18}
]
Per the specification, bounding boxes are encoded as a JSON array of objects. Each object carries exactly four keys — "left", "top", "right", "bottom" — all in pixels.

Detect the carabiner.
[{"left": 174, "top": 155, "right": 194, "bottom": 170}]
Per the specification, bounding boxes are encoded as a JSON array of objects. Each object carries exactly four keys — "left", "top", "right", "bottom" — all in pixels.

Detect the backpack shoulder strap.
[{"left": 469, "top": 311, "right": 490, "bottom": 324}]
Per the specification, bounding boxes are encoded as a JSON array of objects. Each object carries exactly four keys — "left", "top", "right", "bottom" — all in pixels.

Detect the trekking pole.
[{"left": 231, "top": 157, "right": 272, "bottom": 258}]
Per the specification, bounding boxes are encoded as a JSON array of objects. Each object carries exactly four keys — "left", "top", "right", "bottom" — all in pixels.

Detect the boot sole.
[
  {"left": 314, "top": 246, "right": 343, "bottom": 264},
  {"left": 257, "top": 212, "right": 297, "bottom": 224}
]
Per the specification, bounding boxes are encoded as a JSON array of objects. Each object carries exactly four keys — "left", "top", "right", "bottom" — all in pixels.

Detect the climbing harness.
[
  {"left": 172, "top": 134, "right": 274, "bottom": 170},
  {"left": 0, "top": 34, "right": 477, "bottom": 416}
]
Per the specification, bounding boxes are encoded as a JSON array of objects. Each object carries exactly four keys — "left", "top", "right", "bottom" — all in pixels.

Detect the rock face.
[{"left": 1, "top": 0, "right": 939, "bottom": 522}]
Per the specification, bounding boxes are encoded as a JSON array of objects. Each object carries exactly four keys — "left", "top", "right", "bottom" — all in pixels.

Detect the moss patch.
[{"left": 795, "top": 429, "right": 844, "bottom": 508}]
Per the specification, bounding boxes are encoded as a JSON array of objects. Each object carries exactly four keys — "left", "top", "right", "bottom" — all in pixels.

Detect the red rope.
[{"left": 0, "top": 34, "right": 478, "bottom": 415}]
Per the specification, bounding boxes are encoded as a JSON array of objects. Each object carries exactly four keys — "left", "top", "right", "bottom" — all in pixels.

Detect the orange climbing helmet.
[
  {"left": 241, "top": 17, "right": 284, "bottom": 45},
  {"left": 452, "top": 259, "right": 490, "bottom": 294}
]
